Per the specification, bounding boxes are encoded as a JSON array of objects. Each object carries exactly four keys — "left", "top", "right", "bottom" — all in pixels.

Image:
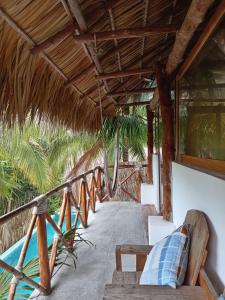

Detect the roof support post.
[
  {"left": 146, "top": 106, "right": 154, "bottom": 184},
  {"left": 156, "top": 64, "right": 174, "bottom": 221}
]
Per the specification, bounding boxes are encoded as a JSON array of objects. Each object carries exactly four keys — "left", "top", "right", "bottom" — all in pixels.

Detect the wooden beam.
[
  {"left": 156, "top": 64, "right": 174, "bottom": 221},
  {"left": 96, "top": 67, "right": 154, "bottom": 80},
  {"left": 177, "top": 0, "right": 225, "bottom": 79},
  {"left": 115, "top": 101, "right": 151, "bottom": 107},
  {"left": 107, "top": 88, "right": 155, "bottom": 97},
  {"left": 167, "top": 0, "right": 214, "bottom": 75},
  {"left": 150, "top": 0, "right": 214, "bottom": 111},
  {"left": 72, "top": 25, "right": 179, "bottom": 42},
  {"left": 30, "top": 23, "right": 76, "bottom": 55}
]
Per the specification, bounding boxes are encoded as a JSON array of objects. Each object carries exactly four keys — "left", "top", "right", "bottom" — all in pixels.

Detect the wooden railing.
[
  {"left": 0, "top": 163, "right": 146, "bottom": 300},
  {"left": 0, "top": 166, "right": 104, "bottom": 300}
]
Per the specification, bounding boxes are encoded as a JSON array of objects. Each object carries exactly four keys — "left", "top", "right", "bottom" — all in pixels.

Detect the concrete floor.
[{"left": 34, "top": 201, "right": 147, "bottom": 300}]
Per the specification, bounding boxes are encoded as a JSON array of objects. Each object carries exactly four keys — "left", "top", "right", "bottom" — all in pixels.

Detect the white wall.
[{"left": 172, "top": 162, "right": 225, "bottom": 291}]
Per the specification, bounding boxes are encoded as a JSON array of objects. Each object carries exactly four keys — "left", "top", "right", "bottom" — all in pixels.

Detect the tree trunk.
[
  {"left": 122, "top": 106, "right": 129, "bottom": 162},
  {"left": 156, "top": 64, "right": 174, "bottom": 221}
]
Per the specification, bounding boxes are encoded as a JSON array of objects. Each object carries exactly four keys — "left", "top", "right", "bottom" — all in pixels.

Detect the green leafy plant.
[{"left": 0, "top": 256, "right": 40, "bottom": 300}]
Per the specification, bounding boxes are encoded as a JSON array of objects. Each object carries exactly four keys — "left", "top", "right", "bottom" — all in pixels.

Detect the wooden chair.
[{"left": 104, "top": 210, "right": 219, "bottom": 300}]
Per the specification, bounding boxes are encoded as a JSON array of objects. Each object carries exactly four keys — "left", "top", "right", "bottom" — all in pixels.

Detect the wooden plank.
[
  {"left": 118, "top": 244, "right": 152, "bottom": 255},
  {"left": 198, "top": 268, "right": 218, "bottom": 300},
  {"left": 184, "top": 210, "right": 209, "bottom": 286},
  {"left": 112, "top": 271, "right": 142, "bottom": 285},
  {"left": 177, "top": 0, "right": 225, "bottom": 80},
  {"left": 104, "top": 285, "right": 207, "bottom": 300},
  {"left": 179, "top": 154, "right": 225, "bottom": 175},
  {"left": 72, "top": 25, "right": 179, "bottom": 42}
]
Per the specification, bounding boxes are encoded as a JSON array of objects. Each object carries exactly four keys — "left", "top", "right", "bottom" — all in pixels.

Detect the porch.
[
  {"left": 35, "top": 201, "right": 151, "bottom": 300},
  {"left": 0, "top": 0, "right": 225, "bottom": 299}
]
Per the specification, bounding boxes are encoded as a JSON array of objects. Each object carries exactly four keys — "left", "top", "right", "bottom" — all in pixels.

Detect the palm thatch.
[{"left": 0, "top": 0, "right": 195, "bottom": 130}]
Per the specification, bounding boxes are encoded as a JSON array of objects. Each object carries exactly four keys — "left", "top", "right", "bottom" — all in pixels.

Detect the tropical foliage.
[{"left": 0, "top": 109, "right": 147, "bottom": 216}]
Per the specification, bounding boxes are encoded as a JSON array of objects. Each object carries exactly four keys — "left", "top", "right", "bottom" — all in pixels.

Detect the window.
[{"left": 178, "top": 17, "right": 225, "bottom": 165}]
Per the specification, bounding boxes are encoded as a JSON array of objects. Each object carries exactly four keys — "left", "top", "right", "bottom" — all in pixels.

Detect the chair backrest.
[{"left": 184, "top": 210, "right": 209, "bottom": 286}]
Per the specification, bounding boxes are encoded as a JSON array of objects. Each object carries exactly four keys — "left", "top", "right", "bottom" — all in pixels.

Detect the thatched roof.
[{"left": 0, "top": 0, "right": 215, "bottom": 131}]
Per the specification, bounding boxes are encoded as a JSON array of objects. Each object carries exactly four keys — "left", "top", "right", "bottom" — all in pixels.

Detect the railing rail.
[
  {"left": 0, "top": 166, "right": 103, "bottom": 226},
  {"left": 0, "top": 162, "right": 146, "bottom": 300}
]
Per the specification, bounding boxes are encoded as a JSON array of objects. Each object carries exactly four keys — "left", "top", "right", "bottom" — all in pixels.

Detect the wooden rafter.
[
  {"left": 64, "top": 0, "right": 117, "bottom": 104},
  {"left": 107, "top": 5, "right": 123, "bottom": 76},
  {"left": 0, "top": 8, "right": 98, "bottom": 107},
  {"left": 65, "top": 38, "right": 171, "bottom": 87},
  {"left": 71, "top": 25, "right": 180, "bottom": 42},
  {"left": 96, "top": 67, "right": 154, "bottom": 80},
  {"left": 30, "top": 23, "right": 76, "bottom": 55},
  {"left": 107, "top": 88, "right": 155, "bottom": 97}
]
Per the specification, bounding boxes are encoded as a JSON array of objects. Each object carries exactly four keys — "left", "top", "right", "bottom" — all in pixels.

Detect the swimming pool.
[{"left": 0, "top": 212, "right": 79, "bottom": 298}]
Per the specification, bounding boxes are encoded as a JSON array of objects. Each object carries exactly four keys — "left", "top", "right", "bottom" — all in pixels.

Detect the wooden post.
[
  {"left": 36, "top": 214, "right": 51, "bottom": 293},
  {"left": 49, "top": 194, "right": 67, "bottom": 275},
  {"left": 156, "top": 64, "right": 174, "bottom": 221},
  {"left": 90, "top": 175, "right": 96, "bottom": 213},
  {"left": 65, "top": 188, "right": 73, "bottom": 249},
  {"left": 146, "top": 106, "right": 154, "bottom": 184},
  {"left": 8, "top": 215, "right": 37, "bottom": 300},
  {"left": 80, "top": 180, "right": 87, "bottom": 228},
  {"left": 96, "top": 169, "right": 102, "bottom": 202},
  {"left": 135, "top": 169, "right": 142, "bottom": 202}
]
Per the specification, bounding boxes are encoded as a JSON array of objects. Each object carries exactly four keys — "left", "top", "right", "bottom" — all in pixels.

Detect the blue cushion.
[
  {"left": 175, "top": 225, "right": 190, "bottom": 286},
  {"left": 218, "top": 295, "right": 225, "bottom": 300},
  {"left": 140, "top": 230, "right": 188, "bottom": 288}
]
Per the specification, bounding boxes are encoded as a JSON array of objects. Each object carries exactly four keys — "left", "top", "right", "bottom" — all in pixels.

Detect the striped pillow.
[{"left": 140, "top": 228, "right": 188, "bottom": 288}]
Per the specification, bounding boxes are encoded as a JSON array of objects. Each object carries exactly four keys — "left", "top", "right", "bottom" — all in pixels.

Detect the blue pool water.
[{"left": 0, "top": 212, "right": 79, "bottom": 297}]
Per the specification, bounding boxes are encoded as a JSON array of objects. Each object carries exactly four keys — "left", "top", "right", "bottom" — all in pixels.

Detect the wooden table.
[{"left": 103, "top": 284, "right": 207, "bottom": 300}]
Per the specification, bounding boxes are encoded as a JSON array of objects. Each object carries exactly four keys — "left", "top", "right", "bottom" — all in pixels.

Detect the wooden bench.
[{"left": 104, "top": 210, "right": 219, "bottom": 300}]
